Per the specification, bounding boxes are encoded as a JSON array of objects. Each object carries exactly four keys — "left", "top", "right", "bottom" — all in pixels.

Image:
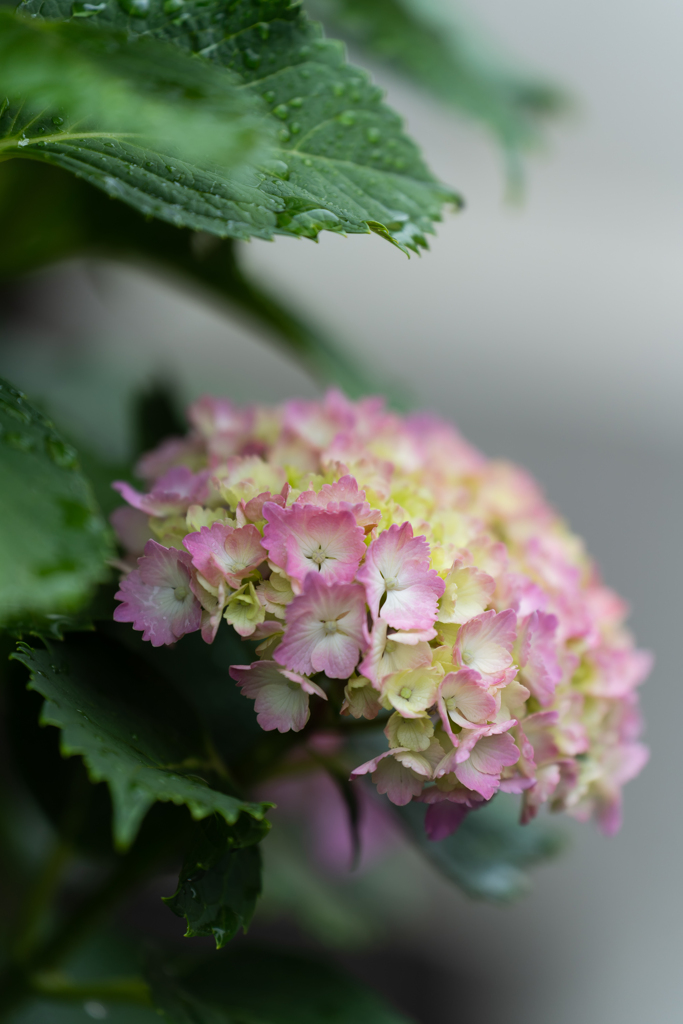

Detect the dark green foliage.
[
  {"left": 164, "top": 815, "right": 266, "bottom": 948},
  {"left": 149, "top": 946, "right": 413, "bottom": 1023},
  {"left": 313, "top": 0, "right": 566, "bottom": 160},
  {"left": 397, "top": 795, "right": 565, "bottom": 901},
  {"left": 0, "top": 378, "right": 113, "bottom": 629},
  {"left": 0, "top": 11, "right": 271, "bottom": 165},
  {"left": 13, "top": 635, "right": 271, "bottom": 850},
  {"left": 5, "top": 0, "right": 459, "bottom": 253}
]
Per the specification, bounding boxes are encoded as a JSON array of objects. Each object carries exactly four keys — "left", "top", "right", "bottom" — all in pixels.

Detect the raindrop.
[
  {"left": 332, "top": 82, "right": 345, "bottom": 97},
  {"left": 118, "top": 0, "right": 149, "bottom": 16},
  {"left": 289, "top": 121, "right": 301, "bottom": 135},
  {"left": 303, "top": 158, "right": 312, "bottom": 166},
  {"left": 289, "top": 96, "right": 303, "bottom": 108},
  {"left": 163, "top": 0, "right": 183, "bottom": 11},
  {"left": 277, "top": 128, "right": 290, "bottom": 142},
  {"left": 71, "top": 0, "right": 107, "bottom": 15},
  {"left": 272, "top": 104, "right": 288, "bottom": 120},
  {"left": 257, "top": 21, "right": 269, "bottom": 39},
  {"left": 243, "top": 48, "right": 261, "bottom": 69},
  {"left": 17, "top": 137, "right": 29, "bottom": 148},
  {"left": 45, "top": 437, "right": 78, "bottom": 468},
  {"left": 337, "top": 112, "right": 355, "bottom": 126},
  {"left": 52, "top": 116, "right": 64, "bottom": 126},
  {"left": 366, "top": 127, "right": 380, "bottom": 143},
  {"left": 262, "top": 90, "right": 275, "bottom": 104}
]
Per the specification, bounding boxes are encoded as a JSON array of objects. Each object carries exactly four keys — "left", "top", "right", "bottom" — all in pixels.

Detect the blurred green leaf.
[
  {"left": 13, "top": 635, "right": 271, "bottom": 850},
  {"left": 0, "top": 377, "right": 113, "bottom": 629},
  {"left": 0, "top": 11, "right": 272, "bottom": 167},
  {"left": 311, "top": 0, "right": 566, "bottom": 163},
  {"left": 163, "top": 815, "right": 266, "bottom": 949},
  {"left": 149, "top": 946, "right": 413, "bottom": 1023},
  {"left": 397, "top": 795, "right": 565, "bottom": 901},
  {"left": 10, "top": 0, "right": 459, "bottom": 253}
]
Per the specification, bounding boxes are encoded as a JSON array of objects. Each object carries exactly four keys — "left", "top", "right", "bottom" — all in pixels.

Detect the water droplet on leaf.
[
  {"left": 273, "top": 104, "right": 289, "bottom": 120},
  {"left": 118, "top": 0, "right": 149, "bottom": 16},
  {"left": 71, "top": 0, "right": 107, "bottom": 15}
]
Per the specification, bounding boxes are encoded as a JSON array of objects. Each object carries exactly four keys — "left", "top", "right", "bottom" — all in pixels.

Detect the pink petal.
[
  {"left": 518, "top": 611, "right": 563, "bottom": 706},
  {"left": 454, "top": 609, "right": 517, "bottom": 677},
  {"left": 184, "top": 523, "right": 265, "bottom": 589},
  {"left": 229, "top": 661, "right": 317, "bottom": 733},
  {"left": 274, "top": 574, "right": 366, "bottom": 679},
  {"left": 357, "top": 522, "right": 444, "bottom": 631},
  {"left": 113, "top": 541, "right": 201, "bottom": 646},
  {"left": 262, "top": 503, "right": 366, "bottom": 591},
  {"left": 424, "top": 802, "right": 471, "bottom": 841}
]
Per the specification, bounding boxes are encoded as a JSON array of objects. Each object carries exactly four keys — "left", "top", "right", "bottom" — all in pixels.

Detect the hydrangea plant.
[
  {"left": 112, "top": 390, "right": 650, "bottom": 844},
  {"left": 0, "top": 1, "right": 645, "bottom": 1020}
]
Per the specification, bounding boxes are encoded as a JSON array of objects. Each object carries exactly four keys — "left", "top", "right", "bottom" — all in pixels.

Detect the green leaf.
[
  {"left": 10, "top": 0, "right": 459, "bottom": 253},
  {"left": 12, "top": 634, "right": 271, "bottom": 850},
  {"left": 0, "top": 377, "right": 113, "bottom": 629},
  {"left": 311, "top": 0, "right": 566, "bottom": 161},
  {"left": 396, "top": 795, "right": 565, "bottom": 901},
  {"left": 149, "top": 946, "right": 413, "bottom": 1024},
  {"left": 163, "top": 815, "right": 266, "bottom": 949},
  {"left": 0, "top": 11, "right": 272, "bottom": 167}
]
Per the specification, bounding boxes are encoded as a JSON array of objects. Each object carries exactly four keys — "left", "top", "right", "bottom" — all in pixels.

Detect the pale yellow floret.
[
  {"left": 381, "top": 664, "right": 443, "bottom": 717},
  {"left": 224, "top": 581, "right": 265, "bottom": 635},
  {"left": 149, "top": 515, "right": 188, "bottom": 549},
  {"left": 186, "top": 504, "right": 234, "bottom": 533},
  {"left": 385, "top": 711, "right": 434, "bottom": 751}
]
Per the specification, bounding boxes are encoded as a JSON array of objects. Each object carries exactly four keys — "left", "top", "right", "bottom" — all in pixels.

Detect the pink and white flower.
[
  {"left": 357, "top": 522, "right": 444, "bottom": 630},
  {"left": 183, "top": 522, "right": 266, "bottom": 589},
  {"left": 454, "top": 609, "right": 517, "bottom": 679},
  {"left": 262, "top": 503, "right": 366, "bottom": 592},
  {"left": 437, "top": 669, "right": 498, "bottom": 734},
  {"left": 274, "top": 574, "right": 366, "bottom": 678},
  {"left": 295, "top": 475, "right": 381, "bottom": 530},
  {"left": 113, "top": 466, "right": 210, "bottom": 518},
  {"left": 230, "top": 660, "right": 326, "bottom": 733},
  {"left": 113, "top": 540, "right": 201, "bottom": 646}
]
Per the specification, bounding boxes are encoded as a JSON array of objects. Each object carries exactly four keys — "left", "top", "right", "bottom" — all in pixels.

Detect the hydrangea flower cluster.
[{"left": 112, "top": 390, "right": 650, "bottom": 840}]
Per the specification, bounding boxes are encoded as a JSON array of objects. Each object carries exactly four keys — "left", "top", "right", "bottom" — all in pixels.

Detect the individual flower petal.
[
  {"left": 113, "top": 540, "right": 201, "bottom": 646},
  {"left": 274, "top": 574, "right": 366, "bottom": 679},
  {"left": 357, "top": 522, "right": 445, "bottom": 630},
  {"left": 454, "top": 609, "right": 517, "bottom": 678},
  {"left": 262, "top": 503, "right": 366, "bottom": 592},
  {"left": 437, "top": 560, "right": 495, "bottom": 625},
  {"left": 183, "top": 523, "right": 266, "bottom": 589},
  {"left": 517, "top": 611, "right": 563, "bottom": 706},
  {"left": 454, "top": 731, "right": 521, "bottom": 800},
  {"left": 113, "top": 467, "right": 210, "bottom": 517},
  {"left": 424, "top": 802, "right": 472, "bottom": 841},
  {"left": 341, "top": 676, "right": 383, "bottom": 720},
  {"left": 437, "top": 669, "right": 498, "bottom": 733},
  {"left": 235, "top": 489, "right": 286, "bottom": 529},
  {"left": 350, "top": 749, "right": 425, "bottom": 806},
  {"left": 229, "top": 660, "right": 326, "bottom": 733}
]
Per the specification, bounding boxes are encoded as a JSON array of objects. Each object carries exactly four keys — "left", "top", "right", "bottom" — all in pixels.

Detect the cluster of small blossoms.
[{"left": 111, "top": 390, "right": 651, "bottom": 839}]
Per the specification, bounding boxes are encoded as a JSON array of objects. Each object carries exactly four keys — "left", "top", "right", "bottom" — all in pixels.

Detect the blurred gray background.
[{"left": 2, "top": 0, "right": 682, "bottom": 1021}]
